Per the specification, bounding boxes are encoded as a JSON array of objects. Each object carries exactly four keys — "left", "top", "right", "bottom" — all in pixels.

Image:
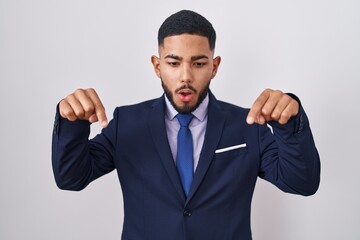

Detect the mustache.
[{"left": 175, "top": 84, "right": 197, "bottom": 93}]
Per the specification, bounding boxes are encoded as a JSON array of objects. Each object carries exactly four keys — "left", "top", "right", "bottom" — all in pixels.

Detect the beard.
[{"left": 161, "top": 78, "right": 210, "bottom": 114}]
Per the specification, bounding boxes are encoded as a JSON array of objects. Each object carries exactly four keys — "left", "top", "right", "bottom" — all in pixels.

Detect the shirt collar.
[{"left": 164, "top": 93, "right": 209, "bottom": 122}]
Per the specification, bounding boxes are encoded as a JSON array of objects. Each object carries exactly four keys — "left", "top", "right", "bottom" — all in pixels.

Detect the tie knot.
[{"left": 176, "top": 114, "right": 193, "bottom": 127}]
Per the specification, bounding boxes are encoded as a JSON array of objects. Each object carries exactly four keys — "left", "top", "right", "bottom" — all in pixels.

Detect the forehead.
[{"left": 159, "top": 34, "right": 212, "bottom": 56}]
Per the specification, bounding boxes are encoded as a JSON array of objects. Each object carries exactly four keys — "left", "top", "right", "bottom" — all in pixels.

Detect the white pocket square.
[{"left": 215, "top": 143, "right": 247, "bottom": 154}]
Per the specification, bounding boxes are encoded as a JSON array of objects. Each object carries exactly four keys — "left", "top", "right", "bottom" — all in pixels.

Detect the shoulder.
[
  {"left": 107, "top": 96, "right": 165, "bottom": 128},
  {"left": 209, "top": 92, "right": 250, "bottom": 118},
  {"left": 113, "top": 96, "right": 163, "bottom": 115},
  {"left": 217, "top": 99, "right": 249, "bottom": 114},
  {"left": 208, "top": 93, "right": 252, "bottom": 130},
  {"left": 217, "top": 100, "right": 251, "bottom": 127}
]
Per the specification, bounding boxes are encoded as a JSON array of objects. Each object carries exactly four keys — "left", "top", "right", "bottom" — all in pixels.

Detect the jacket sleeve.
[
  {"left": 51, "top": 105, "right": 118, "bottom": 191},
  {"left": 258, "top": 101, "right": 321, "bottom": 196}
]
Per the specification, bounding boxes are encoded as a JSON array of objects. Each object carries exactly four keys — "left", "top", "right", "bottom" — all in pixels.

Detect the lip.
[{"left": 177, "top": 89, "right": 194, "bottom": 102}]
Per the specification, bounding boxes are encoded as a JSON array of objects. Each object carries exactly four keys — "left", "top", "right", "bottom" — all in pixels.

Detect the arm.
[
  {"left": 258, "top": 104, "right": 320, "bottom": 196},
  {"left": 248, "top": 89, "right": 320, "bottom": 195},
  {"left": 52, "top": 88, "right": 115, "bottom": 191}
]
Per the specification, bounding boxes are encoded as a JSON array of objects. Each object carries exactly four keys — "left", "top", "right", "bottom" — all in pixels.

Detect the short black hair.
[{"left": 158, "top": 10, "right": 216, "bottom": 50}]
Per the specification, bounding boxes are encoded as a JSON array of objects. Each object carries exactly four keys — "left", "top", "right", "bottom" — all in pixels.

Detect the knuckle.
[
  {"left": 271, "top": 112, "right": 280, "bottom": 120},
  {"left": 263, "top": 88, "right": 271, "bottom": 94},
  {"left": 59, "top": 99, "right": 67, "bottom": 108},
  {"left": 278, "top": 119, "right": 286, "bottom": 125},
  {"left": 261, "top": 107, "right": 269, "bottom": 116},
  {"left": 86, "top": 88, "right": 96, "bottom": 94},
  {"left": 282, "top": 93, "right": 292, "bottom": 101},
  {"left": 83, "top": 104, "right": 95, "bottom": 116},
  {"left": 62, "top": 108, "right": 75, "bottom": 119},
  {"left": 261, "top": 88, "right": 274, "bottom": 98},
  {"left": 255, "top": 95, "right": 266, "bottom": 105},
  {"left": 83, "top": 103, "right": 94, "bottom": 112},
  {"left": 74, "top": 108, "right": 85, "bottom": 119},
  {"left": 65, "top": 93, "right": 74, "bottom": 101},
  {"left": 274, "top": 90, "right": 283, "bottom": 97},
  {"left": 281, "top": 111, "right": 291, "bottom": 120},
  {"left": 291, "top": 100, "right": 299, "bottom": 113},
  {"left": 74, "top": 88, "right": 85, "bottom": 95}
]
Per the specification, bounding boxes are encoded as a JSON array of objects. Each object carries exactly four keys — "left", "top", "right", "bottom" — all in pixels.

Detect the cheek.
[
  {"left": 161, "top": 73, "right": 181, "bottom": 87},
  {"left": 160, "top": 66, "right": 178, "bottom": 79},
  {"left": 196, "top": 71, "right": 213, "bottom": 85},
  {"left": 206, "top": 66, "right": 215, "bottom": 78},
  {"left": 196, "top": 66, "right": 213, "bottom": 78},
  {"left": 161, "top": 76, "right": 178, "bottom": 92}
]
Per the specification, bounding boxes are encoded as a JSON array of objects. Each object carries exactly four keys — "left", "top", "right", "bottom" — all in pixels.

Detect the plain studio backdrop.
[{"left": 0, "top": 0, "right": 359, "bottom": 239}]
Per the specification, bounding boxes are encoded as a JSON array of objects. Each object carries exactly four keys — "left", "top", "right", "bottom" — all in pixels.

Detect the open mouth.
[
  {"left": 180, "top": 92, "right": 192, "bottom": 97},
  {"left": 177, "top": 89, "right": 194, "bottom": 102}
]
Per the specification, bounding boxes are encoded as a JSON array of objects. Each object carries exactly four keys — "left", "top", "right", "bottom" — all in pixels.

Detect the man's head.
[{"left": 152, "top": 10, "right": 221, "bottom": 114}]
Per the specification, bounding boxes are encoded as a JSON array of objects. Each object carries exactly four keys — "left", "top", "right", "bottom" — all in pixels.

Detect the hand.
[
  {"left": 246, "top": 89, "right": 299, "bottom": 125},
  {"left": 59, "top": 88, "right": 108, "bottom": 128}
]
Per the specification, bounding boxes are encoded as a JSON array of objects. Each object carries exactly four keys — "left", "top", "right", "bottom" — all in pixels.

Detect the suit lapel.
[
  {"left": 186, "top": 93, "right": 226, "bottom": 203},
  {"left": 147, "top": 96, "right": 186, "bottom": 201}
]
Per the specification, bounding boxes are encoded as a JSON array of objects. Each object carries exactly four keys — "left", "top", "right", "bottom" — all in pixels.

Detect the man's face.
[{"left": 151, "top": 34, "right": 221, "bottom": 114}]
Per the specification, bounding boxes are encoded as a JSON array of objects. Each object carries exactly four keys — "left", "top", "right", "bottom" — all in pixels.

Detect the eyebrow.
[
  {"left": 164, "top": 54, "right": 209, "bottom": 61},
  {"left": 165, "top": 54, "right": 182, "bottom": 60},
  {"left": 191, "top": 55, "right": 209, "bottom": 61}
]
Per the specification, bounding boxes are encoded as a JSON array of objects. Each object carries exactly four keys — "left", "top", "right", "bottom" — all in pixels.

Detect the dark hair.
[{"left": 158, "top": 10, "right": 216, "bottom": 50}]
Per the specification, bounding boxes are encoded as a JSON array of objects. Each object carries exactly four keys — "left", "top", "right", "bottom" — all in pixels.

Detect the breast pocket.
[{"left": 213, "top": 143, "right": 248, "bottom": 162}]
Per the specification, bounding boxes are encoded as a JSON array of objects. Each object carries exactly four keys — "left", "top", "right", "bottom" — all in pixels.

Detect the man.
[{"left": 52, "top": 10, "right": 320, "bottom": 240}]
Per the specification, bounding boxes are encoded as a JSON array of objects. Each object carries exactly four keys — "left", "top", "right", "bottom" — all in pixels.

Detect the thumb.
[
  {"left": 88, "top": 114, "right": 98, "bottom": 124},
  {"left": 88, "top": 114, "right": 108, "bottom": 128}
]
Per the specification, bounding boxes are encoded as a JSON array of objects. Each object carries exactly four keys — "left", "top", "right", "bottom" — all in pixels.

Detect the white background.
[{"left": 1, "top": 0, "right": 359, "bottom": 239}]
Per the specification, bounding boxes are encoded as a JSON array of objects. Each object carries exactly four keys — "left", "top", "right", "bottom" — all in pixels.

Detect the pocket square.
[{"left": 215, "top": 143, "right": 247, "bottom": 154}]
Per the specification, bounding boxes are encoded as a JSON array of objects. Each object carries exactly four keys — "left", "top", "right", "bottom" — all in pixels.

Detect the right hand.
[{"left": 59, "top": 88, "right": 108, "bottom": 128}]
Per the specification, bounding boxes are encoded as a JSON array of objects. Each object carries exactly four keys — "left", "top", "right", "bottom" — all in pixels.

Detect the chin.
[{"left": 173, "top": 102, "right": 197, "bottom": 114}]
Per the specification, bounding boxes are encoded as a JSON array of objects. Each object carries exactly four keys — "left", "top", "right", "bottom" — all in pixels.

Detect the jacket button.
[{"left": 183, "top": 210, "right": 192, "bottom": 217}]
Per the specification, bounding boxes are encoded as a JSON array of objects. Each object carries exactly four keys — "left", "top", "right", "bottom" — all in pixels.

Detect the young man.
[{"left": 52, "top": 10, "right": 320, "bottom": 240}]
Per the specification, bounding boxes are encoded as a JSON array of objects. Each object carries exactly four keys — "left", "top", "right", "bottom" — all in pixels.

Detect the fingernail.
[{"left": 247, "top": 117, "right": 253, "bottom": 124}]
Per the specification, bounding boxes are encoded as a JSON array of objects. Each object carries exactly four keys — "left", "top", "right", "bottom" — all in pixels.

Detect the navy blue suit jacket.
[{"left": 52, "top": 92, "right": 320, "bottom": 240}]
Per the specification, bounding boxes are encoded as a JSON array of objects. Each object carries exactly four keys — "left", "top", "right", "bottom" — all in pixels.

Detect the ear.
[
  {"left": 211, "top": 56, "right": 221, "bottom": 79},
  {"left": 151, "top": 55, "right": 161, "bottom": 78}
]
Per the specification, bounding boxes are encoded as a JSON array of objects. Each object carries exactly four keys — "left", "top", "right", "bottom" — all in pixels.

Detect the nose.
[{"left": 180, "top": 64, "right": 193, "bottom": 84}]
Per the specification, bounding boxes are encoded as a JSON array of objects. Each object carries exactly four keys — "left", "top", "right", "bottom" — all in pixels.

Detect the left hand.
[{"left": 246, "top": 89, "right": 299, "bottom": 125}]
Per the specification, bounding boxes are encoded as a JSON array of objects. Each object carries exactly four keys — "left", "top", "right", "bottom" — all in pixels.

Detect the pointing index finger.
[
  {"left": 86, "top": 88, "right": 108, "bottom": 128},
  {"left": 246, "top": 89, "right": 270, "bottom": 125}
]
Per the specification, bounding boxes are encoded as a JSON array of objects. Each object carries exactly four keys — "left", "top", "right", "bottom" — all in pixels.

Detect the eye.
[
  {"left": 167, "top": 62, "right": 179, "bottom": 67},
  {"left": 194, "top": 62, "right": 207, "bottom": 67}
]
